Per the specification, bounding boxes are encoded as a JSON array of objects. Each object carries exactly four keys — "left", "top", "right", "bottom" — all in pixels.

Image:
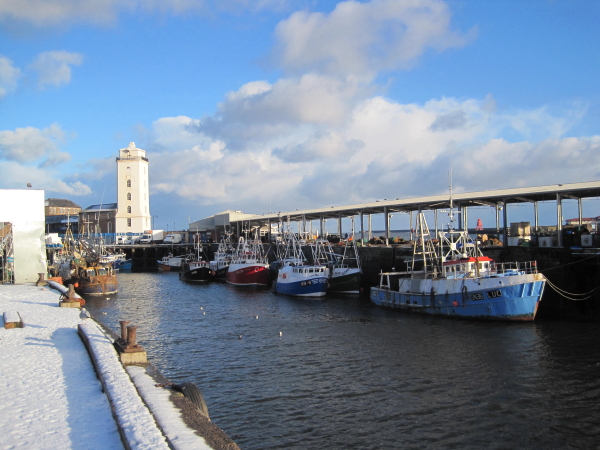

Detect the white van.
[{"left": 163, "top": 234, "right": 182, "bottom": 244}]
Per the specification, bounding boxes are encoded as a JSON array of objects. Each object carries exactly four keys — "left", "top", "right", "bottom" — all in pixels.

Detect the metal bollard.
[
  {"left": 119, "top": 320, "right": 131, "bottom": 341},
  {"left": 68, "top": 284, "right": 77, "bottom": 301},
  {"left": 36, "top": 273, "right": 46, "bottom": 286},
  {"left": 126, "top": 325, "right": 138, "bottom": 349}
]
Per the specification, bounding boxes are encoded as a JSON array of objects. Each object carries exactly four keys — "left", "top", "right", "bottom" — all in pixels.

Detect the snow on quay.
[{"left": 0, "top": 284, "right": 215, "bottom": 450}]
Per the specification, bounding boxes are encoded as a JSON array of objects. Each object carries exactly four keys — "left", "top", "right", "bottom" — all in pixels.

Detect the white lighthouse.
[{"left": 115, "top": 142, "right": 151, "bottom": 234}]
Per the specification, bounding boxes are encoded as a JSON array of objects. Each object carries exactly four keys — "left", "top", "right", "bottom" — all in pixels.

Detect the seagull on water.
[
  {"left": 80, "top": 308, "right": 91, "bottom": 321},
  {"left": 254, "top": 315, "right": 258, "bottom": 319}
]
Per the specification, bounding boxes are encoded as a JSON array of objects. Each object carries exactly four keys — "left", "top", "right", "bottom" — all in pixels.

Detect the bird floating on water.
[
  {"left": 279, "top": 331, "right": 282, "bottom": 336},
  {"left": 254, "top": 315, "right": 258, "bottom": 319}
]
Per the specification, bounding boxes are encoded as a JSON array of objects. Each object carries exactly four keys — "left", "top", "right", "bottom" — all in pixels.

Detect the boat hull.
[
  {"left": 157, "top": 262, "right": 181, "bottom": 271},
  {"left": 370, "top": 273, "right": 545, "bottom": 321},
  {"left": 275, "top": 275, "right": 328, "bottom": 297},
  {"left": 118, "top": 259, "right": 132, "bottom": 272},
  {"left": 226, "top": 264, "right": 270, "bottom": 286},
  {"left": 179, "top": 264, "right": 213, "bottom": 282},
  {"left": 73, "top": 275, "right": 118, "bottom": 296},
  {"left": 209, "top": 261, "right": 230, "bottom": 279},
  {"left": 328, "top": 269, "right": 361, "bottom": 294}
]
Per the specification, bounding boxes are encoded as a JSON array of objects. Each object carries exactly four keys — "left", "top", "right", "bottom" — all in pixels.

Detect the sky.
[{"left": 2, "top": 0, "right": 600, "bottom": 232}]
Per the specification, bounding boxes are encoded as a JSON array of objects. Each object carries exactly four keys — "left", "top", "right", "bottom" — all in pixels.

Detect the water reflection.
[{"left": 83, "top": 273, "right": 600, "bottom": 450}]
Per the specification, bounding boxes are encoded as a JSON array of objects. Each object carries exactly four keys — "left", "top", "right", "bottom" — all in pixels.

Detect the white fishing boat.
[{"left": 157, "top": 253, "right": 186, "bottom": 271}]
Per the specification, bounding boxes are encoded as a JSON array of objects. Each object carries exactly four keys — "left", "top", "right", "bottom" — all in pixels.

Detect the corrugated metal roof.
[{"left": 231, "top": 180, "right": 600, "bottom": 224}]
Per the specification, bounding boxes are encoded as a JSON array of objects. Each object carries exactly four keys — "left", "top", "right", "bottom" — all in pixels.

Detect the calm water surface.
[{"left": 84, "top": 272, "right": 600, "bottom": 449}]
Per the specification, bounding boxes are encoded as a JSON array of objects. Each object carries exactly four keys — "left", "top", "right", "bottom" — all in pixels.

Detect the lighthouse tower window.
[
  {"left": 127, "top": 193, "right": 131, "bottom": 200},
  {"left": 127, "top": 206, "right": 131, "bottom": 213},
  {"left": 127, "top": 180, "right": 131, "bottom": 188}
]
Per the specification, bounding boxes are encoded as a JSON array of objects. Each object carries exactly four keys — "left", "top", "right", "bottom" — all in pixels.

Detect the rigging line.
[
  {"left": 540, "top": 252, "right": 600, "bottom": 272},
  {"left": 546, "top": 282, "right": 599, "bottom": 301},
  {"left": 545, "top": 279, "right": 600, "bottom": 297}
]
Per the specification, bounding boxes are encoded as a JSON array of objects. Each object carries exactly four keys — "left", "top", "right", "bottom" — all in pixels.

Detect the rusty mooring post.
[
  {"left": 60, "top": 284, "right": 82, "bottom": 308},
  {"left": 68, "top": 284, "right": 77, "bottom": 300},
  {"left": 126, "top": 325, "right": 138, "bottom": 349},
  {"left": 119, "top": 320, "right": 131, "bottom": 342},
  {"left": 36, "top": 273, "right": 46, "bottom": 286},
  {"left": 114, "top": 321, "right": 147, "bottom": 365}
]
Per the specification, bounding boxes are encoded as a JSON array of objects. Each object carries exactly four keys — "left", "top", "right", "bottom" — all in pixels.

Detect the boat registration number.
[
  {"left": 300, "top": 279, "right": 326, "bottom": 287},
  {"left": 486, "top": 289, "right": 503, "bottom": 299},
  {"left": 469, "top": 293, "right": 484, "bottom": 301}
]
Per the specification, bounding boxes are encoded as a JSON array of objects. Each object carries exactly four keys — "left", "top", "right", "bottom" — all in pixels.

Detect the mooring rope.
[{"left": 545, "top": 278, "right": 600, "bottom": 301}]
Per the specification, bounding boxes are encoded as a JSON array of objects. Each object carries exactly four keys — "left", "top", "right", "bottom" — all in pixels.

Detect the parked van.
[
  {"left": 139, "top": 233, "right": 153, "bottom": 244},
  {"left": 163, "top": 233, "right": 182, "bottom": 244}
]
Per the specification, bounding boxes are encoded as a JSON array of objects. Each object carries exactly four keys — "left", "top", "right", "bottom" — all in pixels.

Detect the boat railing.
[{"left": 491, "top": 261, "right": 539, "bottom": 275}]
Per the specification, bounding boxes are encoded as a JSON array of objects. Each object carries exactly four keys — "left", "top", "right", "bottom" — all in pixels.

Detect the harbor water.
[{"left": 84, "top": 272, "right": 600, "bottom": 449}]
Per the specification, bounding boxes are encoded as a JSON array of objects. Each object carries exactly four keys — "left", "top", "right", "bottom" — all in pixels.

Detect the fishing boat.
[
  {"left": 209, "top": 234, "right": 233, "bottom": 279},
  {"left": 53, "top": 234, "right": 118, "bottom": 295},
  {"left": 312, "top": 238, "right": 362, "bottom": 294},
  {"left": 157, "top": 254, "right": 186, "bottom": 271},
  {"left": 226, "top": 228, "right": 270, "bottom": 286},
  {"left": 273, "top": 221, "right": 329, "bottom": 297},
  {"left": 370, "top": 210, "right": 546, "bottom": 321},
  {"left": 118, "top": 259, "right": 133, "bottom": 272},
  {"left": 179, "top": 237, "right": 214, "bottom": 282}
]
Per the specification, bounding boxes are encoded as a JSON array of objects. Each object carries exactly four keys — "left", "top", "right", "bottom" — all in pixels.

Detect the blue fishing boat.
[
  {"left": 370, "top": 211, "right": 546, "bottom": 321},
  {"left": 118, "top": 259, "right": 133, "bottom": 272},
  {"left": 273, "top": 220, "right": 329, "bottom": 297}
]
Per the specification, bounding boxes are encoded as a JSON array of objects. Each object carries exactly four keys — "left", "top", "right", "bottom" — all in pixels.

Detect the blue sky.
[{"left": 1, "top": 0, "right": 600, "bottom": 232}]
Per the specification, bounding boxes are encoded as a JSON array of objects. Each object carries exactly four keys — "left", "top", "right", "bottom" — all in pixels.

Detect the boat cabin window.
[
  {"left": 86, "top": 269, "right": 96, "bottom": 277},
  {"left": 97, "top": 268, "right": 107, "bottom": 276}
]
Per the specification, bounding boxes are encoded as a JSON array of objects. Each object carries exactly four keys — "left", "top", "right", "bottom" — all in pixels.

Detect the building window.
[
  {"left": 127, "top": 206, "right": 131, "bottom": 213},
  {"left": 127, "top": 218, "right": 131, "bottom": 227},
  {"left": 127, "top": 193, "right": 131, "bottom": 200},
  {"left": 127, "top": 179, "right": 131, "bottom": 188}
]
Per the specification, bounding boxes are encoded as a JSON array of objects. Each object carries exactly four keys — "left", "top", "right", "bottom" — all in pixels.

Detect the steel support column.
[
  {"left": 384, "top": 207, "right": 389, "bottom": 245},
  {"left": 495, "top": 204, "right": 500, "bottom": 236},
  {"left": 360, "top": 211, "right": 364, "bottom": 243},
  {"left": 557, "top": 194, "right": 563, "bottom": 247},
  {"left": 578, "top": 197, "right": 583, "bottom": 226},
  {"left": 368, "top": 214, "right": 372, "bottom": 240},
  {"left": 320, "top": 215, "right": 324, "bottom": 238},
  {"left": 502, "top": 198, "right": 509, "bottom": 245},
  {"left": 338, "top": 213, "right": 342, "bottom": 238}
]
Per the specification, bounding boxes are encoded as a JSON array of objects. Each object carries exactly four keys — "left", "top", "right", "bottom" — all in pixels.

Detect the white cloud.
[
  {"left": 29, "top": 51, "right": 83, "bottom": 89},
  {"left": 0, "top": 0, "right": 290, "bottom": 28},
  {"left": 0, "top": 160, "right": 91, "bottom": 195},
  {"left": 141, "top": 87, "right": 599, "bottom": 214},
  {"left": 0, "top": 124, "right": 71, "bottom": 166},
  {"left": 273, "top": 0, "right": 475, "bottom": 78},
  {"left": 0, "top": 55, "right": 21, "bottom": 98}
]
